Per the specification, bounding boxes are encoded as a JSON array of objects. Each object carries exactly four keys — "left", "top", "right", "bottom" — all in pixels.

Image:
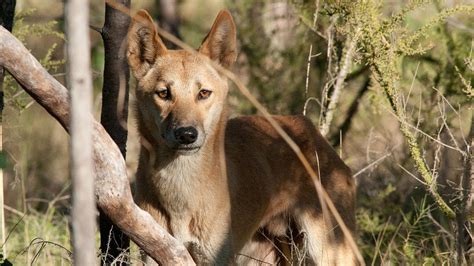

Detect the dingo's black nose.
[{"left": 175, "top": 127, "right": 198, "bottom": 144}]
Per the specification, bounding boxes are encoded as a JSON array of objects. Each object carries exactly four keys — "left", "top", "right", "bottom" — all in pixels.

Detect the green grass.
[
  {"left": 4, "top": 203, "right": 71, "bottom": 265},
  {"left": 3, "top": 204, "right": 145, "bottom": 265}
]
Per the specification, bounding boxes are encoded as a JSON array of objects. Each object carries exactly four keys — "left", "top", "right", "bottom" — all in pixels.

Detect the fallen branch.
[{"left": 0, "top": 26, "right": 195, "bottom": 265}]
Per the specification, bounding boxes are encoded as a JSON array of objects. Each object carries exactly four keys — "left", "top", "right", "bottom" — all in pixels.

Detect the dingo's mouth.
[
  {"left": 175, "top": 146, "right": 200, "bottom": 151},
  {"left": 174, "top": 146, "right": 201, "bottom": 154}
]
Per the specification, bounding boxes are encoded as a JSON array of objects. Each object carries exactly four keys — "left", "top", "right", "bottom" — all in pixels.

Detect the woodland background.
[{"left": 1, "top": 0, "right": 473, "bottom": 265}]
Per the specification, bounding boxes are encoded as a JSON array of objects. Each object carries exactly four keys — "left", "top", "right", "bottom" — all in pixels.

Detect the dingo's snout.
[
  {"left": 162, "top": 120, "right": 204, "bottom": 154},
  {"left": 175, "top": 126, "right": 198, "bottom": 145}
]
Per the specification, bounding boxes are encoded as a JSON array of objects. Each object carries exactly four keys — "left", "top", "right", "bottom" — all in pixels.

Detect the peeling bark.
[{"left": 0, "top": 26, "right": 195, "bottom": 265}]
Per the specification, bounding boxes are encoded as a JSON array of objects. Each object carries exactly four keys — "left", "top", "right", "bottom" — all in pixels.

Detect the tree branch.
[{"left": 0, "top": 26, "right": 195, "bottom": 265}]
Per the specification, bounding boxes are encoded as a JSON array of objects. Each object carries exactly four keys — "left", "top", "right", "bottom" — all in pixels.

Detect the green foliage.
[
  {"left": 327, "top": 0, "right": 474, "bottom": 218},
  {"left": 322, "top": 0, "right": 472, "bottom": 262},
  {"left": 3, "top": 8, "right": 64, "bottom": 112},
  {"left": 12, "top": 9, "right": 64, "bottom": 43}
]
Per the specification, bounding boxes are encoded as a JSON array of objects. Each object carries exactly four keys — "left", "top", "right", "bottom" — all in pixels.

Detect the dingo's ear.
[
  {"left": 199, "top": 10, "right": 237, "bottom": 68},
  {"left": 127, "top": 10, "right": 167, "bottom": 78}
]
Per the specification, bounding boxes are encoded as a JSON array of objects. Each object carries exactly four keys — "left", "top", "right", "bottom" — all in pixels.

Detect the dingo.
[{"left": 127, "top": 9, "right": 357, "bottom": 265}]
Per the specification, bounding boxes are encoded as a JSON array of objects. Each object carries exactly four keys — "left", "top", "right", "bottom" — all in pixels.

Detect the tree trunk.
[
  {"left": 157, "top": 0, "right": 181, "bottom": 48},
  {"left": 65, "top": 0, "right": 96, "bottom": 264},
  {"left": 99, "top": 1, "right": 131, "bottom": 264},
  {"left": 0, "top": 0, "right": 15, "bottom": 262},
  {"left": 330, "top": 76, "right": 370, "bottom": 147},
  {"left": 0, "top": 26, "right": 195, "bottom": 266}
]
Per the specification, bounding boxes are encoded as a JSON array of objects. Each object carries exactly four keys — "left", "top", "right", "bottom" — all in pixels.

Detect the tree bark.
[
  {"left": 0, "top": 26, "right": 195, "bottom": 265},
  {"left": 0, "top": 0, "right": 15, "bottom": 261},
  {"left": 99, "top": 1, "right": 131, "bottom": 263},
  {"left": 65, "top": 0, "right": 96, "bottom": 264}
]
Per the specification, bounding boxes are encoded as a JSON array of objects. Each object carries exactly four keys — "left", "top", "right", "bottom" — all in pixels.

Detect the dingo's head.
[{"left": 127, "top": 10, "right": 236, "bottom": 155}]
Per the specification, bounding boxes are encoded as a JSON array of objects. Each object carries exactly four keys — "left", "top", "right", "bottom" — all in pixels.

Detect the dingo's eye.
[
  {"left": 198, "top": 89, "right": 212, "bottom": 100},
  {"left": 156, "top": 88, "right": 171, "bottom": 100}
]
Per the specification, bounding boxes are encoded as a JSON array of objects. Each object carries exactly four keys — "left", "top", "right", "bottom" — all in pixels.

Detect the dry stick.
[
  {"left": 320, "top": 28, "right": 360, "bottom": 137},
  {"left": 437, "top": 96, "right": 461, "bottom": 152},
  {"left": 318, "top": 18, "right": 336, "bottom": 128},
  {"left": 0, "top": 26, "right": 195, "bottom": 265},
  {"left": 303, "top": 97, "right": 322, "bottom": 116},
  {"left": 105, "top": 1, "right": 365, "bottom": 263},
  {"left": 302, "top": 45, "right": 322, "bottom": 116},
  {"left": 65, "top": 0, "right": 96, "bottom": 264},
  {"left": 302, "top": 0, "right": 320, "bottom": 114},
  {"left": 353, "top": 152, "right": 392, "bottom": 178},
  {"left": 304, "top": 44, "right": 313, "bottom": 102},
  {"left": 313, "top": 0, "right": 320, "bottom": 27},
  {"left": 3, "top": 205, "right": 24, "bottom": 217}
]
